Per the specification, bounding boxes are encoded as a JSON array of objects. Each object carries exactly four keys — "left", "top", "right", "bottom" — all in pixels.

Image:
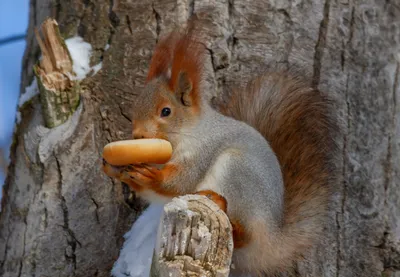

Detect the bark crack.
[
  {"left": 188, "top": 0, "right": 195, "bottom": 17},
  {"left": 152, "top": 3, "right": 161, "bottom": 41},
  {"left": 90, "top": 197, "right": 100, "bottom": 224},
  {"left": 341, "top": 7, "right": 355, "bottom": 71},
  {"left": 77, "top": 0, "right": 91, "bottom": 37},
  {"left": 347, "top": 7, "right": 356, "bottom": 47},
  {"left": 44, "top": 207, "right": 48, "bottom": 230},
  {"left": 17, "top": 219, "right": 28, "bottom": 277},
  {"left": 118, "top": 104, "right": 132, "bottom": 123},
  {"left": 277, "top": 8, "right": 293, "bottom": 25},
  {"left": 85, "top": 186, "right": 101, "bottom": 224},
  {"left": 227, "top": 0, "right": 237, "bottom": 54},
  {"left": 335, "top": 212, "right": 342, "bottom": 277},
  {"left": 54, "top": 154, "right": 81, "bottom": 273},
  {"left": 103, "top": 0, "right": 118, "bottom": 58},
  {"left": 340, "top": 41, "right": 345, "bottom": 71},
  {"left": 277, "top": 8, "right": 294, "bottom": 65},
  {"left": 207, "top": 47, "right": 217, "bottom": 71},
  {"left": 125, "top": 15, "right": 133, "bottom": 35},
  {"left": 32, "top": 0, "right": 37, "bottom": 27},
  {"left": 379, "top": 60, "right": 400, "bottom": 269},
  {"left": 385, "top": 61, "right": 398, "bottom": 191},
  {"left": 337, "top": 71, "right": 351, "bottom": 277},
  {"left": 312, "top": 0, "right": 331, "bottom": 87},
  {"left": 109, "top": 0, "right": 120, "bottom": 28}
]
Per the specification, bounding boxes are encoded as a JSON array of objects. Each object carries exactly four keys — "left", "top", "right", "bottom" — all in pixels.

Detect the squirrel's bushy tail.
[{"left": 217, "top": 65, "right": 341, "bottom": 270}]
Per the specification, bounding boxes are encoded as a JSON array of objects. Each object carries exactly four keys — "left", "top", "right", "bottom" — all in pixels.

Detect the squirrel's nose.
[
  {"left": 133, "top": 132, "right": 144, "bottom": 139},
  {"left": 132, "top": 130, "right": 149, "bottom": 139},
  {"left": 132, "top": 120, "right": 155, "bottom": 139}
]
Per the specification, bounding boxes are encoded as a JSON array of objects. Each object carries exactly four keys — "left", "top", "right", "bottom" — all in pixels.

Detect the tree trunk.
[{"left": 1, "top": 0, "right": 399, "bottom": 277}]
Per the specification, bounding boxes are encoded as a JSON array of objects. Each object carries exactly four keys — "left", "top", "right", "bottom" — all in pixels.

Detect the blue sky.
[{"left": 0, "top": 1, "right": 29, "bottom": 196}]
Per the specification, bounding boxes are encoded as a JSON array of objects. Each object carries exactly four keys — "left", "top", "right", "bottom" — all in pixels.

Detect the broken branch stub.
[
  {"left": 34, "top": 18, "right": 80, "bottom": 128},
  {"left": 151, "top": 195, "right": 233, "bottom": 277}
]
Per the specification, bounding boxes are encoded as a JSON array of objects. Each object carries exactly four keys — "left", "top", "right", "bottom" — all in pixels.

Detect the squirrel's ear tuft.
[
  {"left": 168, "top": 24, "right": 205, "bottom": 109},
  {"left": 177, "top": 71, "right": 193, "bottom": 106},
  {"left": 146, "top": 32, "right": 179, "bottom": 82}
]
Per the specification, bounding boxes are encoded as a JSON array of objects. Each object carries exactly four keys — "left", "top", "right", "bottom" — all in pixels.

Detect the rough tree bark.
[{"left": 0, "top": 0, "right": 399, "bottom": 277}]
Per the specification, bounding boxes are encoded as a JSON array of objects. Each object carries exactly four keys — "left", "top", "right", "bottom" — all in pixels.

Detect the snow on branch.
[{"left": 65, "top": 36, "right": 102, "bottom": 80}]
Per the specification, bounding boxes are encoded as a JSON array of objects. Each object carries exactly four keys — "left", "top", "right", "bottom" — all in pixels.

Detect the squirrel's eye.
[{"left": 161, "top": 107, "right": 171, "bottom": 117}]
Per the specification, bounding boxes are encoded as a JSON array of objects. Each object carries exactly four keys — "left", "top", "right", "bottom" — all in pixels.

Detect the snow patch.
[
  {"left": 111, "top": 204, "right": 164, "bottom": 277},
  {"left": 92, "top": 62, "right": 103, "bottom": 76},
  {"left": 16, "top": 111, "right": 21, "bottom": 124},
  {"left": 18, "top": 79, "right": 39, "bottom": 108},
  {"left": 65, "top": 36, "right": 102, "bottom": 80},
  {"left": 65, "top": 36, "right": 92, "bottom": 80},
  {"left": 16, "top": 79, "right": 39, "bottom": 124},
  {"left": 105, "top": 44, "right": 110, "bottom": 51}
]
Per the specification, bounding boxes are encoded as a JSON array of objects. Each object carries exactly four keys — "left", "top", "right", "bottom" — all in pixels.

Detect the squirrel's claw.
[
  {"left": 127, "top": 164, "right": 158, "bottom": 176},
  {"left": 102, "top": 159, "right": 123, "bottom": 178},
  {"left": 123, "top": 164, "right": 162, "bottom": 188},
  {"left": 101, "top": 160, "right": 163, "bottom": 190}
]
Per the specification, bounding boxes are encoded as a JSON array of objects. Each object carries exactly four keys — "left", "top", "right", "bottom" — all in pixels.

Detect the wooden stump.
[{"left": 150, "top": 195, "right": 233, "bottom": 277}]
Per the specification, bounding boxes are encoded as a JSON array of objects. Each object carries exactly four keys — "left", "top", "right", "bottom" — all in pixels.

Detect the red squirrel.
[{"left": 103, "top": 18, "right": 340, "bottom": 276}]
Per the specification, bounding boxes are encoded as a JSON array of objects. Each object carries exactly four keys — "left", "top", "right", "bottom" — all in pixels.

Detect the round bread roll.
[{"left": 102, "top": 139, "right": 172, "bottom": 166}]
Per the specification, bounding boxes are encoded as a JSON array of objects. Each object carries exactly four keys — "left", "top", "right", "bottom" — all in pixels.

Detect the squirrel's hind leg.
[{"left": 195, "top": 190, "right": 251, "bottom": 249}]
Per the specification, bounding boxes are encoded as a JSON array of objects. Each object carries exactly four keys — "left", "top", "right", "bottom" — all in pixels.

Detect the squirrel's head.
[
  {"left": 131, "top": 27, "right": 205, "bottom": 142},
  {"left": 131, "top": 72, "right": 200, "bottom": 141}
]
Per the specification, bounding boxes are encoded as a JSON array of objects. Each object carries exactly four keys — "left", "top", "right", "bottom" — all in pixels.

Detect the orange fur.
[
  {"left": 102, "top": 160, "right": 145, "bottom": 192},
  {"left": 120, "top": 174, "right": 145, "bottom": 192},
  {"left": 167, "top": 25, "right": 205, "bottom": 111},
  {"left": 195, "top": 190, "right": 228, "bottom": 212},
  {"left": 103, "top": 159, "right": 181, "bottom": 197},
  {"left": 126, "top": 163, "right": 180, "bottom": 197},
  {"left": 146, "top": 31, "right": 180, "bottom": 82},
  {"left": 153, "top": 163, "right": 180, "bottom": 197},
  {"left": 231, "top": 219, "right": 251, "bottom": 249},
  {"left": 195, "top": 190, "right": 250, "bottom": 249},
  {"left": 146, "top": 18, "right": 206, "bottom": 111}
]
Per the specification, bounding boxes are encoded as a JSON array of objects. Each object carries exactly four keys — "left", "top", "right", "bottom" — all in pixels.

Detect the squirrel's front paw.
[
  {"left": 102, "top": 159, "right": 144, "bottom": 192},
  {"left": 102, "top": 159, "right": 123, "bottom": 178},
  {"left": 123, "top": 164, "right": 163, "bottom": 188}
]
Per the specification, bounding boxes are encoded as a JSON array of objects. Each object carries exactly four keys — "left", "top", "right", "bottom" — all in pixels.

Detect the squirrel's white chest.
[
  {"left": 196, "top": 151, "right": 232, "bottom": 194},
  {"left": 172, "top": 134, "right": 199, "bottom": 162}
]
